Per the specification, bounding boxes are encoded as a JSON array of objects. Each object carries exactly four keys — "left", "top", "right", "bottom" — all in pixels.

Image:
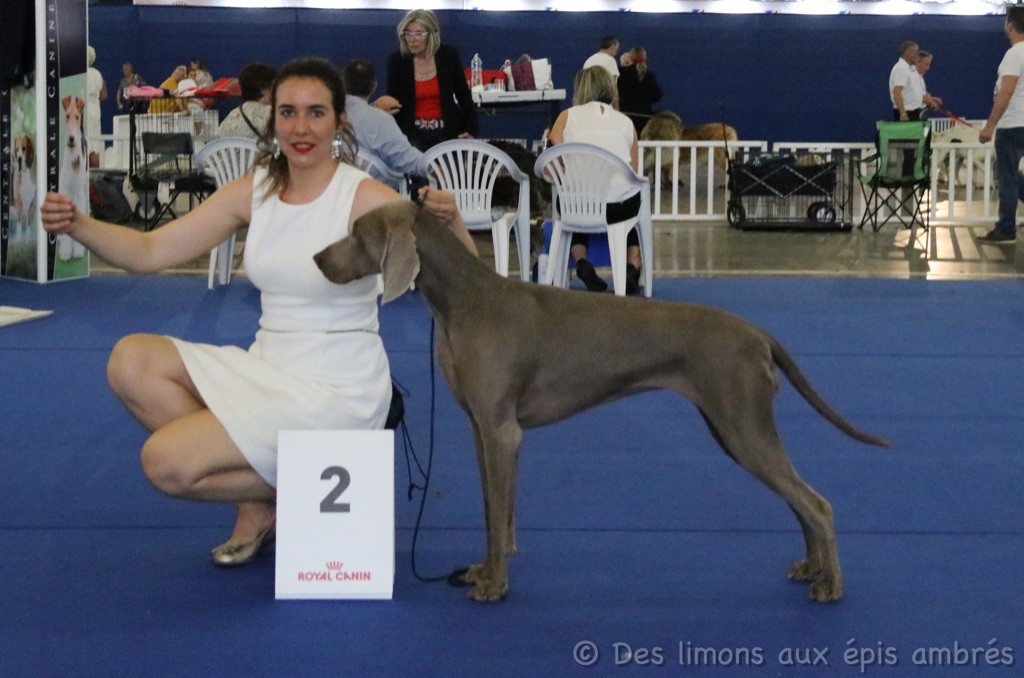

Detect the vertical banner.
[
  {"left": 1, "top": 85, "right": 10, "bottom": 276},
  {"left": 3, "top": 0, "right": 89, "bottom": 282},
  {"left": 2, "top": 81, "right": 41, "bottom": 280},
  {"left": 44, "top": 0, "right": 90, "bottom": 281}
]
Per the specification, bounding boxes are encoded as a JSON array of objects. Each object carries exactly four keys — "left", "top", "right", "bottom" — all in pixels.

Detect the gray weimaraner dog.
[{"left": 314, "top": 201, "right": 888, "bottom": 604}]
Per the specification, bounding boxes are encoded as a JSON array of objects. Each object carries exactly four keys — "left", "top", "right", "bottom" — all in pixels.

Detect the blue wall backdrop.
[{"left": 89, "top": 6, "right": 1007, "bottom": 143}]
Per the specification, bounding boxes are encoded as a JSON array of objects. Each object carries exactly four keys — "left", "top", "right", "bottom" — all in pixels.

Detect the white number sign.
[{"left": 275, "top": 430, "right": 395, "bottom": 600}]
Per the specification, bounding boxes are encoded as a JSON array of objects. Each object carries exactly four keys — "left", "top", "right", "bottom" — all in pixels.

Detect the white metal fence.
[{"left": 639, "top": 119, "right": 1001, "bottom": 226}]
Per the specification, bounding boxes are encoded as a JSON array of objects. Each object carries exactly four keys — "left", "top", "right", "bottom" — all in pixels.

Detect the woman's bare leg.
[{"left": 107, "top": 334, "right": 275, "bottom": 546}]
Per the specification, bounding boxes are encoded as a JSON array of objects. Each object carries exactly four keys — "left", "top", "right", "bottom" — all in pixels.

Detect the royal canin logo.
[{"left": 297, "top": 560, "right": 371, "bottom": 582}]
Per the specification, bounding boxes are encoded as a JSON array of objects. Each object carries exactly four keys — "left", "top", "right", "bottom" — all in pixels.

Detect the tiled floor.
[
  {"left": 648, "top": 221, "right": 1024, "bottom": 280},
  {"left": 97, "top": 219, "right": 1024, "bottom": 282}
]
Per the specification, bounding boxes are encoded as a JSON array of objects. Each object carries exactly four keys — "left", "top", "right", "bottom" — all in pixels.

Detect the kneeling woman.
[
  {"left": 548, "top": 66, "right": 643, "bottom": 295},
  {"left": 41, "top": 57, "right": 474, "bottom": 567}
]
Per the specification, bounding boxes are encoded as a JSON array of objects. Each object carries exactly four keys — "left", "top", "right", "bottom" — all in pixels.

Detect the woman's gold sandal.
[{"left": 211, "top": 525, "right": 276, "bottom": 567}]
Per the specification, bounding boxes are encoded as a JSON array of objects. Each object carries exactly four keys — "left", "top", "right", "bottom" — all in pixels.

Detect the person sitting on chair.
[
  {"left": 342, "top": 58, "right": 423, "bottom": 180},
  {"left": 217, "top": 62, "right": 278, "bottom": 140},
  {"left": 548, "top": 66, "right": 643, "bottom": 295}
]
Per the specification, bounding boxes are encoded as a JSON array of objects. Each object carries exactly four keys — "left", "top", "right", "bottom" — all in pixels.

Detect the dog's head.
[
  {"left": 13, "top": 135, "right": 35, "bottom": 171},
  {"left": 314, "top": 201, "right": 421, "bottom": 304},
  {"left": 640, "top": 110, "right": 684, "bottom": 142},
  {"left": 62, "top": 96, "right": 86, "bottom": 151}
]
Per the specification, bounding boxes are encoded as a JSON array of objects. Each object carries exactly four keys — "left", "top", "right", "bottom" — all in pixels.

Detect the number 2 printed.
[{"left": 320, "top": 466, "right": 351, "bottom": 513}]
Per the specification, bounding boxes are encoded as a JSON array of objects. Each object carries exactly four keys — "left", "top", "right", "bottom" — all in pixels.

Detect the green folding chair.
[{"left": 858, "top": 120, "right": 932, "bottom": 231}]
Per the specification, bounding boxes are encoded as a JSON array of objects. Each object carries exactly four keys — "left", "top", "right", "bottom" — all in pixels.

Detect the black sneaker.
[
  {"left": 625, "top": 264, "right": 642, "bottom": 296},
  {"left": 575, "top": 259, "right": 608, "bottom": 292},
  {"left": 978, "top": 228, "right": 1017, "bottom": 244}
]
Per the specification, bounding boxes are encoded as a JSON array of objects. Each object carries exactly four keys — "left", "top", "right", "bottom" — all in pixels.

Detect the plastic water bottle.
[{"left": 471, "top": 53, "right": 483, "bottom": 90}]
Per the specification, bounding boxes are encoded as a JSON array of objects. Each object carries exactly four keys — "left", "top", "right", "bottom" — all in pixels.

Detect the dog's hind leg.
[{"left": 694, "top": 375, "right": 842, "bottom": 603}]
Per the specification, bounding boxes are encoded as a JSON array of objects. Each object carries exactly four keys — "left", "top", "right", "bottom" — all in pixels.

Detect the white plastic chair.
[
  {"left": 533, "top": 143, "right": 653, "bottom": 297},
  {"left": 419, "top": 139, "right": 532, "bottom": 281},
  {"left": 355, "top": 148, "right": 409, "bottom": 198},
  {"left": 194, "top": 136, "right": 259, "bottom": 289}
]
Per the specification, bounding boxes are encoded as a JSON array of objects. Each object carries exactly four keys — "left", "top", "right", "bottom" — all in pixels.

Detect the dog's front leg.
[{"left": 464, "top": 419, "right": 522, "bottom": 602}]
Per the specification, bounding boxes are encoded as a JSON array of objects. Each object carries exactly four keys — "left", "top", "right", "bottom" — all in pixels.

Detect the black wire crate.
[{"left": 726, "top": 150, "right": 853, "bottom": 231}]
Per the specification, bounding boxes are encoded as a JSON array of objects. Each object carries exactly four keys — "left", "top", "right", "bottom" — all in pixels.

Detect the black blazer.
[{"left": 385, "top": 43, "right": 478, "bottom": 139}]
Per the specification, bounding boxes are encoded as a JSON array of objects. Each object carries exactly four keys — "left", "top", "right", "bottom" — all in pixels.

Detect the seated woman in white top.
[{"left": 548, "top": 66, "right": 642, "bottom": 295}]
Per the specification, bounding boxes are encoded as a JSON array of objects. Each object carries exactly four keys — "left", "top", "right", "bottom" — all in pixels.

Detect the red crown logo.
[{"left": 326, "top": 561, "right": 344, "bottom": 570}]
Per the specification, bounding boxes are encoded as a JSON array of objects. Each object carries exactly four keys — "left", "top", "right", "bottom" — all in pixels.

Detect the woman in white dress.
[{"left": 40, "top": 58, "right": 474, "bottom": 567}]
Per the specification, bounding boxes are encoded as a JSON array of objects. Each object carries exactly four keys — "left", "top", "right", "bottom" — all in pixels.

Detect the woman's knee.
[
  {"left": 140, "top": 433, "right": 193, "bottom": 497},
  {"left": 107, "top": 334, "right": 176, "bottom": 397},
  {"left": 108, "top": 334, "right": 147, "bottom": 394}
]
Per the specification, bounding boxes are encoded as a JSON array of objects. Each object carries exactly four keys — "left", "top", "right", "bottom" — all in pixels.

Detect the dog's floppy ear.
[
  {"left": 379, "top": 202, "right": 420, "bottom": 304},
  {"left": 76, "top": 97, "right": 85, "bottom": 115},
  {"left": 24, "top": 137, "right": 34, "bottom": 167}
]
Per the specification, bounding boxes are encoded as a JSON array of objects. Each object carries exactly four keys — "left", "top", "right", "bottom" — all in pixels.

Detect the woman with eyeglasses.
[{"left": 384, "top": 8, "right": 477, "bottom": 151}]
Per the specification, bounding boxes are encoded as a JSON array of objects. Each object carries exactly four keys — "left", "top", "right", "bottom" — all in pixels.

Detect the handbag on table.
[{"left": 502, "top": 55, "right": 553, "bottom": 92}]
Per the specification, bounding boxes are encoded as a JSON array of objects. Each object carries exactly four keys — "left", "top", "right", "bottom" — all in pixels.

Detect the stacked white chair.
[
  {"left": 420, "top": 139, "right": 532, "bottom": 281},
  {"left": 354, "top": 148, "right": 409, "bottom": 198},
  {"left": 534, "top": 143, "right": 653, "bottom": 297},
  {"left": 194, "top": 137, "right": 259, "bottom": 289}
]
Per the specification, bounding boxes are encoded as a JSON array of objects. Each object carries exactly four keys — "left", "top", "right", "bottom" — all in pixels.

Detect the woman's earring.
[
  {"left": 331, "top": 132, "right": 344, "bottom": 160},
  {"left": 272, "top": 137, "right": 281, "bottom": 159}
]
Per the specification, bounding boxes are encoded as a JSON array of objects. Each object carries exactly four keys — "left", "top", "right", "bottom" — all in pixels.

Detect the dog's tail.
[{"left": 769, "top": 336, "right": 890, "bottom": 448}]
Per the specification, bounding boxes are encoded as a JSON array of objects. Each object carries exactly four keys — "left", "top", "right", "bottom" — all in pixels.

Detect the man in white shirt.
[
  {"left": 915, "top": 50, "right": 943, "bottom": 114},
  {"left": 583, "top": 36, "right": 620, "bottom": 82},
  {"left": 979, "top": 6, "right": 1024, "bottom": 243},
  {"left": 889, "top": 41, "right": 925, "bottom": 121}
]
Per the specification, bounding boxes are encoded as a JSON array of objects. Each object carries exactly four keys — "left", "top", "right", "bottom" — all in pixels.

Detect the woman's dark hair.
[
  {"left": 238, "top": 62, "right": 278, "bottom": 102},
  {"left": 255, "top": 57, "right": 358, "bottom": 198}
]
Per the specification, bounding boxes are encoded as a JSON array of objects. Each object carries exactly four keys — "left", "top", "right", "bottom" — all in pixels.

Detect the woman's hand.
[
  {"left": 417, "top": 187, "right": 477, "bottom": 254},
  {"left": 457, "top": 132, "right": 474, "bottom": 140},
  {"left": 40, "top": 192, "right": 81, "bottom": 236},
  {"left": 418, "top": 186, "right": 458, "bottom": 223}
]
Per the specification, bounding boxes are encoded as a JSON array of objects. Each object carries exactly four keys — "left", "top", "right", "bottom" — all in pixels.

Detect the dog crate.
[
  {"left": 726, "top": 150, "right": 853, "bottom": 231},
  {"left": 125, "top": 109, "right": 220, "bottom": 225}
]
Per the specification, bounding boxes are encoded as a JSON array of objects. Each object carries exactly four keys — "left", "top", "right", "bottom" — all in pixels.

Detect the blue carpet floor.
[{"left": 1, "top": 275, "right": 1022, "bottom": 676}]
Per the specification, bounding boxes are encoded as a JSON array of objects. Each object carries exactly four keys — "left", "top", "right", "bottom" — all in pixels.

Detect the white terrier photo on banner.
[{"left": 57, "top": 93, "right": 89, "bottom": 261}]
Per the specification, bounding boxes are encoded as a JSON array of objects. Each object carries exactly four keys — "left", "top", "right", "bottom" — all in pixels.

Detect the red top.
[{"left": 414, "top": 76, "right": 442, "bottom": 120}]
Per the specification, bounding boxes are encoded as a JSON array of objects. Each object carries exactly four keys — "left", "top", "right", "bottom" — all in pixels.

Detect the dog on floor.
[
  {"left": 57, "top": 95, "right": 89, "bottom": 261},
  {"left": 931, "top": 124, "right": 988, "bottom": 187},
  {"left": 11, "top": 135, "right": 37, "bottom": 242},
  {"left": 640, "top": 110, "right": 738, "bottom": 183},
  {"left": 314, "top": 201, "right": 889, "bottom": 604}
]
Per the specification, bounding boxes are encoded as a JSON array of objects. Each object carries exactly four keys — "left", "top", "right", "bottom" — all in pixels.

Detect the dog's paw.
[
  {"left": 467, "top": 580, "right": 508, "bottom": 603},
  {"left": 787, "top": 558, "right": 820, "bottom": 583},
  {"left": 459, "top": 563, "right": 487, "bottom": 585},
  {"left": 809, "top": 576, "right": 843, "bottom": 603}
]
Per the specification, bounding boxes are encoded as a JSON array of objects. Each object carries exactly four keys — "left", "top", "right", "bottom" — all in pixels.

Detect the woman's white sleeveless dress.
[{"left": 170, "top": 163, "right": 391, "bottom": 487}]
